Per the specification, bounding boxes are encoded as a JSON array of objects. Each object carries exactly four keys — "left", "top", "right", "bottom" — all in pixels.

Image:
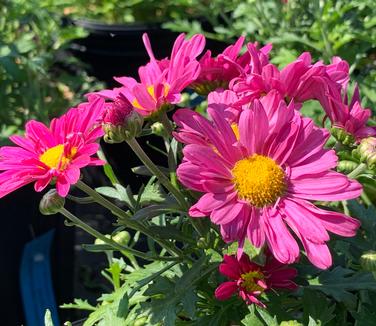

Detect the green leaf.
[
  {"left": 308, "top": 267, "right": 376, "bottom": 308},
  {"left": 44, "top": 309, "right": 54, "bottom": 326},
  {"left": 132, "top": 205, "right": 179, "bottom": 222},
  {"left": 61, "top": 299, "right": 96, "bottom": 311},
  {"left": 241, "top": 305, "right": 264, "bottom": 326},
  {"left": 95, "top": 186, "right": 122, "bottom": 200},
  {"left": 303, "top": 288, "right": 335, "bottom": 326},
  {"left": 255, "top": 305, "right": 278, "bottom": 326}
]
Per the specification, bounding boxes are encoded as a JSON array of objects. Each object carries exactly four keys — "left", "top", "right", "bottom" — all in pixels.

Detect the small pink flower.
[
  {"left": 174, "top": 92, "right": 361, "bottom": 269},
  {"left": 102, "top": 93, "right": 133, "bottom": 126},
  {"left": 190, "top": 37, "right": 250, "bottom": 94},
  {"left": 93, "top": 33, "right": 205, "bottom": 117},
  {"left": 321, "top": 85, "right": 376, "bottom": 141},
  {"left": 0, "top": 97, "right": 105, "bottom": 197},
  {"left": 231, "top": 52, "right": 347, "bottom": 108},
  {"left": 215, "top": 253, "right": 297, "bottom": 307}
]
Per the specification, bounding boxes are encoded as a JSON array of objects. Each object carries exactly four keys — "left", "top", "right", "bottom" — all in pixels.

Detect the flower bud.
[
  {"left": 280, "top": 321, "right": 303, "bottom": 326},
  {"left": 151, "top": 122, "right": 166, "bottom": 137},
  {"left": 39, "top": 189, "right": 65, "bottom": 215},
  {"left": 94, "top": 235, "right": 110, "bottom": 246},
  {"left": 103, "top": 94, "right": 144, "bottom": 143},
  {"left": 112, "top": 231, "right": 131, "bottom": 246},
  {"left": 331, "top": 127, "right": 355, "bottom": 145},
  {"left": 337, "top": 160, "right": 358, "bottom": 173},
  {"left": 360, "top": 251, "right": 376, "bottom": 272},
  {"left": 356, "top": 137, "right": 376, "bottom": 169}
]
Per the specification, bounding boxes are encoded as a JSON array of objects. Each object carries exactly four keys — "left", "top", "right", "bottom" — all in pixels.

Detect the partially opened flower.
[
  {"left": 94, "top": 33, "right": 205, "bottom": 118},
  {"left": 0, "top": 97, "right": 105, "bottom": 197},
  {"left": 321, "top": 85, "right": 376, "bottom": 142},
  {"left": 231, "top": 51, "right": 347, "bottom": 108},
  {"left": 174, "top": 94, "right": 361, "bottom": 269},
  {"left": 190, "top": 37, "right": 249, "bottom": 95},
  {"left": 215, "top": 253, "right": 297, "bottom": 307}
]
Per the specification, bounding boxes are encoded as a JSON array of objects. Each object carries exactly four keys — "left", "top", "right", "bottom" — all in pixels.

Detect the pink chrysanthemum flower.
[
  {"left": 321, "top": 85, "right": 376, "bottom": 141},
  {"left": 93, "top": 33, "right": 205, "bottom": 118},
  {"left": 0, "top": 97, "right": 105, "bottom": 197},
  {"left": 231, "top": 51, "right": 348, "bottom": 108},
  {"left": 215, "top": 253, "right": 297, "bottom": 307},
  {"left": 174, "top": 93, "right": 361, "bottom": 269},
  {"left": 190, "top": 37, "right": 249, "bottom": 95}
]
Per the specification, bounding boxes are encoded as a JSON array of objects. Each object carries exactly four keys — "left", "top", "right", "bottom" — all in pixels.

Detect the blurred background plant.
[{"left": 0, "top": 0, "right": 103, "bottom": 144}]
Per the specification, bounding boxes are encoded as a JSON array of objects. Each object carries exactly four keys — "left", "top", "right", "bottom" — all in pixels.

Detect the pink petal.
[{"left": 215, "top": 281, "right": 238, "bottom": 300}]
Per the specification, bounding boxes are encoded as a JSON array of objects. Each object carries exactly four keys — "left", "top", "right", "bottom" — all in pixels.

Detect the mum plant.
[{"left": 2, "top": 33, "right": 376, "bottom": 325}]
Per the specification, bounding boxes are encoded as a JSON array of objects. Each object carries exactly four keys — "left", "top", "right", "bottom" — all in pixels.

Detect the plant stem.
[
  {"left": 75, "top": 180, "right": 184, "bottom": 258},
  {"left": 347, "top": 163, "right": 367, "bottom": 179},
  {"left": 59, "top": 207, "right": 179, "bottom": 262},
  {"left": 127, "top": 137, "right": 188, "bottom": 210},
  {"left": 160, "top": 111, "right": 174, "bottom": 136}
]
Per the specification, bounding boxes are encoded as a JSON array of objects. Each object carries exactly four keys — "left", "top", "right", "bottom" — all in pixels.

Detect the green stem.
[
  {"left": 59, "top": 208, "right": 179, "bottom": 262},
  {"left": 75, "top": 180, "right": 184, "bottom": 258},
  {"left": 127, "top": 138, "right": 188, "bottom": 210},
  {"left": 160, "top": 112, "right": 174, "bottom": 136},
  {"left": 347, "top": 163, "right": 367, "bottom": 179}
]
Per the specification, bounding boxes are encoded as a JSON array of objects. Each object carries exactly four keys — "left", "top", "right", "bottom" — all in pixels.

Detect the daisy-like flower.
[
  {"left": 174, "top": 93, "right": 361, "bottom": 269},
  {"left": 94, "top": 33, "right": 205, "bottom": 118},
  {"left": 215, "top": 253, "right": 297, "bottom": 307},
  {"left": 0, "top": 97, "right": 105, "bottom": 197}
]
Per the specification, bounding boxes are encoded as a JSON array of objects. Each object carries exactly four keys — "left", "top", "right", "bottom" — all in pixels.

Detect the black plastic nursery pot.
[{"left": 0, "top": 185, "right": 75, "bottom": 325}]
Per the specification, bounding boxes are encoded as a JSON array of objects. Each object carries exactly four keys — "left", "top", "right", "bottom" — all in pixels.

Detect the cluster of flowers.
[{"left": 0, "top": 33, "right": 375, "bottom": 307}]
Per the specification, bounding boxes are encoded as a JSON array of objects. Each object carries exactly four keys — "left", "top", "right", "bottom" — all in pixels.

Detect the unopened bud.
[
  {"left": 197, "top": 237, "right": 208, "bottom": 249},
  {"left": 280, "top": 321, "right": 303, "bottom": 326},
  {"left": 331, "top": 127, "right": 355, "bottom": 145},
  {"left": 151, "top": 122, "right": 166, "bottom": 137},
  {"left": 337, "top": 160, "right": 358, "bottom": 173},
  {"left": 94, "top": 234, "right": 110, "bottom": 245},
  {"left": 134, "top": 316, "right": 148, "bottom": 326},
  {"left": 39, "top": 189, "right": 65, "bottom": 215},
  {"left": 112, "top": 231, "right": 130, "bottom": 246},
  {"left": 360, "top": 251, "right": 376, "bottom": 272},
  {"left": 356, "top": 137, "right": 376, "bottom": 169},
  {"left": 103, "top": 94, "right": 143, "bottom": 143}
]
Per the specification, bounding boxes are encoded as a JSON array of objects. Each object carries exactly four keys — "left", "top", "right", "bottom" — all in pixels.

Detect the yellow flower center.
[
  {"left": 132, "top": 84, "right": 170, "bottom": 110},
  {"left": 232, "top": 154, "right": 286, "bottom": 207},
  {"left": 241, "top": 270, "right": 265, "bottom": 292},
  {"left": 39, "top": 144, "right": 77, "bottom": 170},
  {"left": 230, "top": 123, "right": 240, "bottom": 140}
]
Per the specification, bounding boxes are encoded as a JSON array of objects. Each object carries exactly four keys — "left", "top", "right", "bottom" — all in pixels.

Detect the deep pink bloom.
[
  {"left": 102, "top": 93, "right": 134, "bottom": 126},
  {"left": 190, "top": 37, "right": 249, "bottom": 94},
  {"left": 320, "top": 85, "right": 376, "bottom": 141},
  {"left": 0, "top": 97, "right": 105, "bottom": 197},
  {"left": 174, "top": 92, "right": 361, "bottom": 269},
  {"left": 231, "top": 51, "right": 347, "bottom": 108},
  {"left": 215, "top": 253, "right": 297, "bottom": 307},
  {"left": 93, "top": 33, "right": 205, "bottom": 117}
]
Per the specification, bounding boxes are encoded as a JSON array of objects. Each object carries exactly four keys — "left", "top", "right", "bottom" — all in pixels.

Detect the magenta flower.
[
  {"left": 215, "top": 253, "right": 297, "bottom": 307},
  {"left": 321, "top": 85, "right": 376, "bottom": 141},
  {"left": 190, "top": 37, "right": 249, "bottom": 94},
  {"left": 174, "top": 92, "right": 361, "bottom": 269},
  {"left": 231, "top": 51, "right": 346, "bottom": 108},
  {"left": 0, "top": 97, "right": 105, "bottom": 197},
  {"left": 94, "top": 33, "right": 205, "bottom": 117}
]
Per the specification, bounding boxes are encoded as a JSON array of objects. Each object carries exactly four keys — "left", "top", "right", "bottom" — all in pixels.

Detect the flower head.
[
  {"left": 102, "top": 93, "right": 143, "bottom": 143},
  {"left": 215, "top": 253, "right": 297, "bottom": 307},
  {"left": 321, "top": 85, "right": 376, "bottom": 141},
  {"left": 231, "top": 51, "right": 347, "bottom": 108},
  {"left": 0, "top": 97, "right": 105, "bottom": 197},
  {"left": 93, "top": 33, "right": 205, "bottom": 118},
  {"left": 174, "top": 92, "right": 361, "bottom": 269},
  {"left": 190, "top": 37, "right": 249, "bottom": 95}
]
